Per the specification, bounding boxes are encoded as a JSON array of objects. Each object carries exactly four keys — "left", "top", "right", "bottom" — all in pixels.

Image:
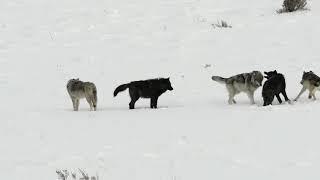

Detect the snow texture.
[{"left": 0, "top": 0, "right": 320, "bottom": 179}]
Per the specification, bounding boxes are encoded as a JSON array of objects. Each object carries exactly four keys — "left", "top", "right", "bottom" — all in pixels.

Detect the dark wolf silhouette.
[
  {"left": 262, "top": 70, "right": 290, "bottom": 106},
  {"left": 114, "top": 78, "right": 173, "bottom": 109}
]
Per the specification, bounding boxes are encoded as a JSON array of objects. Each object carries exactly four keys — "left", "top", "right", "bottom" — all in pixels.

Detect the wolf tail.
[
  {"left": 93, "top": 86, "right": 97, "bottom": 104},
  {"left": 114, "top": 83, "right": 129, "bottom": 97},
  {"left": 211, "top": 76, "right": 227, "bottom": 84}
]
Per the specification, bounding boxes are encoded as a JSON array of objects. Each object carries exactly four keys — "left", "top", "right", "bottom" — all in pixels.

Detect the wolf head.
[
  {"left": 68, "top": 78, "right": 79, "bottom": 82},
  {"left": 67, "top": 78, "right": 80, "bottom": 85},
  {"left": 301, "top": 71, "right": 314, "bottom": 84},
  {"left": 264, "top": 70, "right": 278, "bottom": 79},
  {"left": 161, "top": 78, "right": 173, "bottom": 91},
  {"left": 301, "top": 71, "right": 320, "bottom": 86},
  {"left": 251, "top": 71, "right": 263, "bottom": 87}
]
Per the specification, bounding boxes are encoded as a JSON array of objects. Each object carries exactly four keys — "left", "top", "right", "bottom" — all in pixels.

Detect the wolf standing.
[
  {"left": 114, "top": 78, "right": 173, "bottom": 109},
  {"left": 294, "top": 71, "right": 320, "bottom": 101},
  {"left": 67, "top": 78, "right": 97, "bottom": 111},
  {"left": 212, "top": 71, "right": 263, "bottom": 104},
  {"left": 262, "top": 70, "right": 290, "bottom": 106}
]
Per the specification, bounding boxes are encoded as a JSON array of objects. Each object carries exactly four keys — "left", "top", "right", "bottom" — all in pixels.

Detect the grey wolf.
[
  {"left": 294, "top": 71, "right": 320, "bottom": 101},
  {"left": 212, "top": 71, "right": 263, "bottom": 104},
  {"left": 114, "top": 78, "right": 173, "bottom": 109},
  {"left": 67, "top": 78, "right": 97, "bottom": 111},
  {"left": 262, "top": 70, "right": 290, "bottom": 106}
]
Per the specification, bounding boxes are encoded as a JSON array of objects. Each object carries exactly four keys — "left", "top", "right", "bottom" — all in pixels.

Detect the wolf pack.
[{"left": 66, "top": 70, "right": 320, "bottom": 111}]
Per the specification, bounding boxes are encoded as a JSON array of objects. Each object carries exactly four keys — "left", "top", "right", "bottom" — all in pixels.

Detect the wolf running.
[{"left": 67, "top": 71, "right": 320, "bottom": 111}]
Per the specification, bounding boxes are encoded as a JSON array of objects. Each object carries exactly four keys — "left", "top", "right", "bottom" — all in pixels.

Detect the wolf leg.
[
  {"left": 129, "top": 98, "right": 139, "bottom": 109},
  {"left": 71, "top": 98, "right": 77, "bottom": 111},
  {"left": 276, "top": 94, "right": 282, "bottom": 104},
  {"left": 89, "top": 95, "right": 97, "bottom": 111},
  {"left": 86, "top": 96, "right": 93, "bottom": 111},
  {"left": 307, "top": 86, "right": 314, "bottom": 99},
  {"left": 75, "top": 99, "right": 80, "bottom": 111},
  {"left": 129, "top": 89, "right": 139, "bottom": 109},
  {"left": 227, "top": 85, "right": 236, "bottom": 104},
  {"left": 150, "top": 96, "right": 159, "bottom": 109},
  {"left": 281, "top": 90, "right": 290, "bottom": 102},
  {"left": 228, "top": 93, "right": 235, "bottom": 104},
  {"left": 294, "top": 87, "right": 306, "bottom": 101},
  {"left": 247, "top": 91, "right": 255, "bottom": 104},
  {"left": 308, "top": 86, "right": 317, "bottom": 100},
  {"left": 92, "top": 97, "right": 97, "bottom": 111},
  {"left": 311, "top": 88, "right": 317, "bottom": 100},
  {"left": 154, "top": 97, "right": 158, "bottom": 108},
  {"left": 150, "top": 98, "right": 153, "bottom": 108},
  {"left": 263, "top": 101, "right": 268, "bottom": 106}
]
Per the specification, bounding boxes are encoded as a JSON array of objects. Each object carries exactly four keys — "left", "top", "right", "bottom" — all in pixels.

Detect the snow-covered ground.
[{"left": 1, "top": 0, "right": 320, "bottom": 179}]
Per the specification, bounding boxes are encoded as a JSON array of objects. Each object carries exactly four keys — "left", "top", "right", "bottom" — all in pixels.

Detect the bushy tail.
[
  {"left": 93, "top": 86, "right": 97, "bottom": 104},
  {"left": 211, "top": 76, "right": 227, "bottom": 84},
  {"left": 114, "top": 83, "right": 129, "bottom": 97}
]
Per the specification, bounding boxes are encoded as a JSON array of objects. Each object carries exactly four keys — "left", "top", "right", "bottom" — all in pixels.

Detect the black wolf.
[
  {"left": 114, "top": 78, "right": 173, "bottom": 109},
  {"left": 262, "top": 70, "right": 290, "bottom": 106}
]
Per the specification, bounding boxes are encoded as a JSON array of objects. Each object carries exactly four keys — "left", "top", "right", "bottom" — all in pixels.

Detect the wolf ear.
[{"left": 274, "top": 70, "right": 277, "bottom": 73}]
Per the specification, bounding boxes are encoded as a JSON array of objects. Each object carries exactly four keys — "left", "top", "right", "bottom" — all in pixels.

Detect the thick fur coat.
[
  {"left": 114, "top": 78, "right": 173, "bottom": 109},
  {"left": 67, "top": 78, "right": 97, "bottom": 111},
  {"left": 212, "top": 71, "right": 263, "bottom": 104},
  {"left": 294, "top": 71, "right": 320, "bottom": 101},
  {"left": 262, "top": 70, "right": 290, "bottom": 106}
]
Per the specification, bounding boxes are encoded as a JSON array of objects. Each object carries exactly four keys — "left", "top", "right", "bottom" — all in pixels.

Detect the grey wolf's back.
[{"left": 67, "top": 81, "right": 85, "bottom": 93}]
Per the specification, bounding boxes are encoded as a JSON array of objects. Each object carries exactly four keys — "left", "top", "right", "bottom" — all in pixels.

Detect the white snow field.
[{"left": 1, "top": 0, "right": 320, "bottom": 179}]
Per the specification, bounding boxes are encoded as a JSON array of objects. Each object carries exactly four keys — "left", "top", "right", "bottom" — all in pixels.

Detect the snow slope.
[{"left": 1, "top": 0, "right": 320, "bottom": 179}]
